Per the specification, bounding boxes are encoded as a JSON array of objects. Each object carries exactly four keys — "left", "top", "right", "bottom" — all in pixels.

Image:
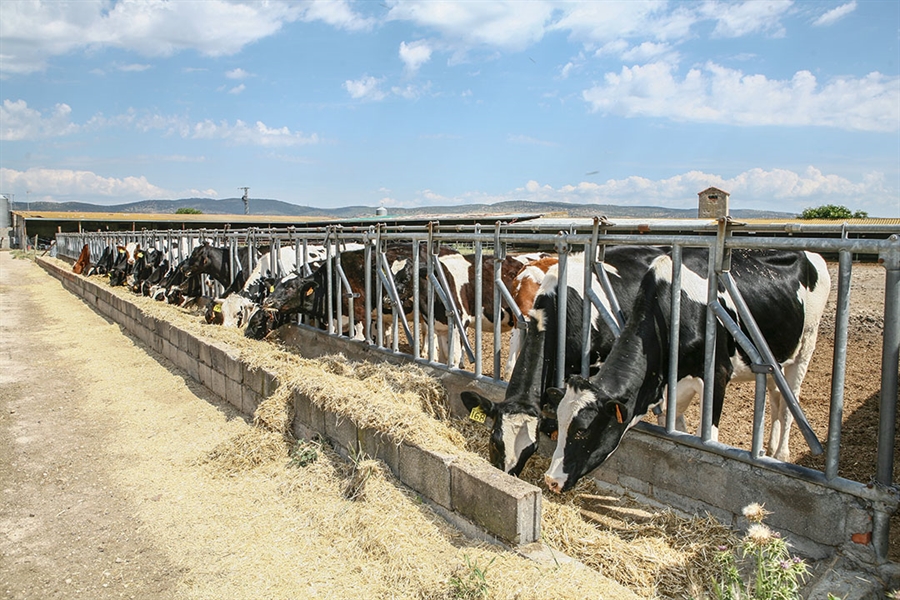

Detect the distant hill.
[{"left": 12, "top": 197, "right": 797, "bottom": 220}]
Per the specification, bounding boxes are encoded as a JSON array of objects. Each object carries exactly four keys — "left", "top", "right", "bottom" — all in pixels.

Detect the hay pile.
[
  {"left": 76, "top": 267, "right": 731, "bottom": 599},
  {"left": 455, "top": 418, "right": 739, "bottom": 599}
]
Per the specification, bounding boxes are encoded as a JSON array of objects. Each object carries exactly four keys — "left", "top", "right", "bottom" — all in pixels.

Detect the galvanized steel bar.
[
  {"left": 474, "top": 228, "right": 484, "bottom": 378},
  {"left": 826, "top": 250, "right": 853, "bottom": 479},
  {"left": 876, "top": 241, "right": 900, "bottom": 487},
  {"left": 581, "top": 241, "right": 593, "bottom": 378},
  {"left": 666, "top": 244, "right": 684, "bottom": 433},
  {"left": 492, "top": 224, "right": 502, "bottom": 380},
  {"left": 555, "top": 236, "right": 569, "bottom": 388},
  {"left": 701, "top": 245, "right": 718, "bottom": 442},
  {"left": 412, "top": 238, "right": 421, "bottom": 359}
]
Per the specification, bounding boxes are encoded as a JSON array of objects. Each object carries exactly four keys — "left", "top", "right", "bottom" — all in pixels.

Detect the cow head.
[
  {"left": 460, "top": 391, "right": 541, "bottom": 476},
  {"left": 458, "top": 317, "right": 550, "bottom": 477},
  {"left": 205, "top": 300, "right": 225, "bottom": 325},
  {"left": 263, "top": 272, "right": 321, "bottom": 317},
  {"left": 180, "top": 242, "right": 212, "bottom": 278},
  {"left": 245, "top": 307, "right": 282, "bottom": 340},
  {"left": 543, "top": 375, "right": 631, "bottom": 493}
]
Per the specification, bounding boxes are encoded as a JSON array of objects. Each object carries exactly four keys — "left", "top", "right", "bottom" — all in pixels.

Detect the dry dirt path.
[{"left": 0, "top": 252, "right": 638, "bottom": 600}]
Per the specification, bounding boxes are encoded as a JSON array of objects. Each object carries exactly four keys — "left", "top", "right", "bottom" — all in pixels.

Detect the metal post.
[
  {"left": 474, "top": 225, "right": 483, "bottom": 378},
  {"left": 666, "top": 244, "right": 683, "bottom": 433},
  {"left": 825, "top": 250, "right": 852, "bottom": 479},
  {"left": 555, "top": 234, "right": 568, "bottom": 388}
]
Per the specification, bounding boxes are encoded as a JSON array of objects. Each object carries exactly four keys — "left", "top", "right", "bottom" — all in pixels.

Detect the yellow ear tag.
[
  {"left": 118, "top": 249, "right": 125, "bottom": 254},
  {"left": 269, "top": 285, "right": 275, "bottom": 293},
  {"left": 468, "top": 405, "right": 487, "bottom": 424},
  {"left": 137, "top": 252, "right": 143, "bottom": 258},
  {"left": 615, "top": 404, "right": 624, "bottom": 424},
  {"left": 213, "top": 304, "right": 222, "bottom": 313},
  {"left": 305, "top": 287, "right": 315, "bottom": 297}
]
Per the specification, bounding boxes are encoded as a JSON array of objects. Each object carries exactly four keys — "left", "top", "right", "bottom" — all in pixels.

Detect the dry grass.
[{"left": 72, "top": 264, "right": 734, "bottom": 599}]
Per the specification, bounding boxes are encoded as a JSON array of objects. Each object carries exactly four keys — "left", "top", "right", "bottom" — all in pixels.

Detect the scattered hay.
[
  {"left": 200, "top": 428, "right": 290, "bottom": 477},
  {"left": 69, "top": 266, "right": 723, "bottom": 598},
  {"left": 253, "top": 384, "right": 294, "bottom": 436}
]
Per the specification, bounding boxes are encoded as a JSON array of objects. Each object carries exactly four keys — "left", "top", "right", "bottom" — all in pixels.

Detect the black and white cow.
[
  {"left": 210, "top": 246, "right": 321, "bottom": 329},
  {"left": 262, "top": 243, "right": 437, "bottom": 340},
  {"left": 180, "top": 242, "right": 254, "bottom": 293},
  {"left": 544, "top": 248, "right": 831, "bottom": 493},
  {"left": 108, "top": 243, "right": 138, "bottom": 287},
  {"left": 460, "top": 246, "right": 668, "bottom": 476},
  {"left": 86, "top": 245, "right": 115, "bottom": 276},
  {"left": 128, "top": 248, "right": 164, "bottom": 294}
]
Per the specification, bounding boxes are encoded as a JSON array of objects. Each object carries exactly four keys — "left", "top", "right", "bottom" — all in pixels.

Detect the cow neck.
[
  {"left": 505, "top": 322, "right": 545, "bottom": 409},
  {"left": 590, "top": 275, "right": 670, "bottom": 419}
]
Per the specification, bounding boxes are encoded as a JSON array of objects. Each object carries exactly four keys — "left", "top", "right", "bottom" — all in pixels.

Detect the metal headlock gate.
[{"left": 56, "top": 218, "right": 899, "bottom": 559}]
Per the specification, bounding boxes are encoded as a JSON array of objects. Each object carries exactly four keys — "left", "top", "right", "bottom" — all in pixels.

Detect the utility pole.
[{"left": 239, "top": 187, "right": 250, "bottom": 215}]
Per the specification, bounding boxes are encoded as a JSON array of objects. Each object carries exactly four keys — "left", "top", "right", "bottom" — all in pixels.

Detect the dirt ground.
[{"left": 0, "top": 252, "right": 640, "bottom": 600}]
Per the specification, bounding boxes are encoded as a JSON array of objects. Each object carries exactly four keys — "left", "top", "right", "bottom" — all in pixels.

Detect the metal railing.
[{"left": 56, "top": 218, "right": 899, "bottom": 556}]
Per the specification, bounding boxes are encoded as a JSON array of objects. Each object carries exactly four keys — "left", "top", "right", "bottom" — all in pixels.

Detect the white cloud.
[
  {"left": 582, "top": 61, "right": 900, "bottom": 132},
  {"left": 0, "top": 100, "right": 320, "bottom": 146},
  {"left": 0, "top": 0, "right": 371, "bottom": 75},
  {"left": 621, "top": 42, "right": 675, "bottom": 63},
  {"left": 226, "top": 68, "right": 250, "bottom": 79},
  {"left": 508, "top": 134, "right": 558, "bottom": 147},
  {"left": 386, "top": 1, "right": 554, "bottom": 53},
  {"left": 117, "top": 63, "right": 151, "bottom": 72},
  {"left": 344, "top": 75, "right": 387, "bottom": 101},
  {"left": 0, "top": 99, "right": 80, "bottom": 140},
  {"left": 813, "top": 1, "right": 857, "bottom": 26},
  {"left": 399, "top": 40, "right": 433, "bottom": 74},
  {"left": 190, "top": 119, "right": 318, "bottom": 147},
  {"left": 0, "top": 167, "right": 172, "bottom": 201},
  {"left": 228, "top": 84, "right": 246, "bottom": 95},
  {"left": 699, "top": 0, "right": 793, "bottom": 38}
]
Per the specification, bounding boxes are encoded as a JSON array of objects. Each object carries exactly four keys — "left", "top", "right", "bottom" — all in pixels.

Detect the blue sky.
[{"left": 1, "top": 0, "right": 898, "bottom": 217}]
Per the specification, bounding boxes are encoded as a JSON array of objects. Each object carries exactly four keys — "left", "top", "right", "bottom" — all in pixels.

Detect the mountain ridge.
[{"left": 11, "top": 197, "right": 798, "bottom": 220}]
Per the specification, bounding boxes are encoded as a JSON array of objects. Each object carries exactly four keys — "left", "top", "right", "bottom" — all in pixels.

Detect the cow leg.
[{"left": 656, "top": 376, "right": 703, "bottom": 432}]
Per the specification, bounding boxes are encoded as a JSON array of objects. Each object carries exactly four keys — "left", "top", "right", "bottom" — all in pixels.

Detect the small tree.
[
  {"left": 175, "top": 207, "right": 203, "bottom": 215},
  {"left": 798, "top": 204, "right": 868, "bottom": 219}
]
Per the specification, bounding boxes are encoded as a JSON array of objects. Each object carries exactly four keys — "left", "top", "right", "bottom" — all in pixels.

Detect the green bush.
[
  {"left": 175, "top": 207, "right": 203, "bottom": 214},
  {"left": 798, "top": 204, "right": 868, "bottom": 219}
]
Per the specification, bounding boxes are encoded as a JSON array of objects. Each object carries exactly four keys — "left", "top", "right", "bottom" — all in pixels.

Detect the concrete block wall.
[
  {"left": 271, "top": 306, "right": 897, "bottom": 568},
  {"left": 38, "top": 258, "right": 542, "bottom": 546}
]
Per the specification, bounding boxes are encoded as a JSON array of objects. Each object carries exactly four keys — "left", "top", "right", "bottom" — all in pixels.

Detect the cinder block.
[
  {"left": 359, "top": 427, "right": 400, "bottom": 474},
  {"left": 398, "top": 443, "right": 454, "bottom": 510},
  {"left": 222, "top": 349, "right": 242, "bottom": 383},
  {"left": 198, "top": 362, "right": 213, "bottom": 390},
  {"left": 225, "top": 376, "right": 243, "bottom": 411},
  {"left": 198, "top": 339, "right": 211, "bottom": 367},
  {"left": 292, "top": 390, "right": 325, "bottom": 434},
  {"left": 323, "top": 410, "right": 358, "bottom": 458},
  {"left": 208, "top": 367, "right": 227, "bottom": 400},
  {"left": 179, "top": 351, "right": 200, "bottom": 382},
  {"left": 241, "top": 364, "right": 265, "bottom": 396},
  {"left": 207, "top": 343, "right": 227, "bottom": 373},
  {"left": 242, "top": 388, "right": 261, "bottom": 417},
  {"left": 183, "top": 331, "right": 201, "bottom": 359},
  {"left": 265, "top": 369, "right": 280, "bottom": 396},
  {"left": 450, "top": 460, "right": 541, "bottom": 545}
]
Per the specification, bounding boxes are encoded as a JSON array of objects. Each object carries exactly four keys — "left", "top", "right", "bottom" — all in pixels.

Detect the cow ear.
[
  {"left": 605, "top": 401, "right": 629, "bottom": 425},
  {"left": 460, "top": 391, "right": 497, "bottom": 420},
  {"left": 544, "top": 387, "right": 566, "bottom": 407}
]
